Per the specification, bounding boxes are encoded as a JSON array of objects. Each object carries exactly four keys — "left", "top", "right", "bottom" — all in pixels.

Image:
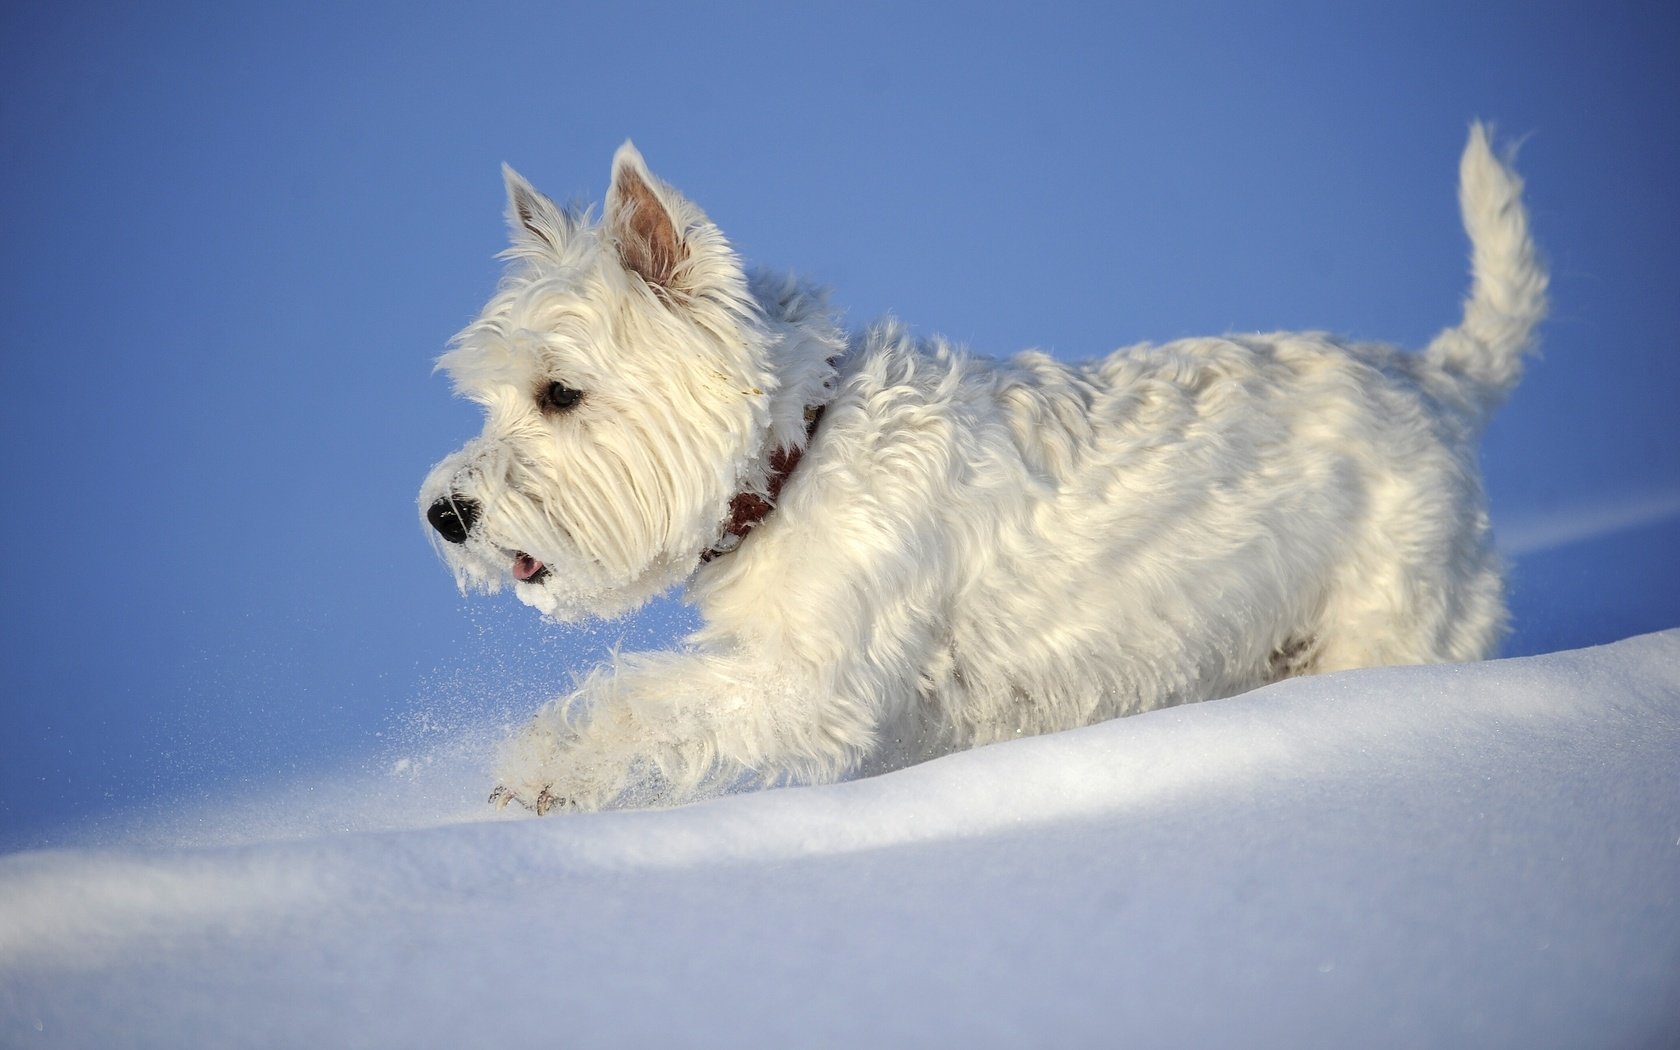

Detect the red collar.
[{"left": 701, "top": 404, "right": 825, "bottom": 564}]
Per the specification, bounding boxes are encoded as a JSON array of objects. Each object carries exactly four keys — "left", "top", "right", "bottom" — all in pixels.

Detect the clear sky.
[{"left": 2, "top": 2, "right": 1677, "bottom": 847}]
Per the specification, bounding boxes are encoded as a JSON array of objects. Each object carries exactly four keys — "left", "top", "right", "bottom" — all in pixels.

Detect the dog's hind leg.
[{"left": 1309, "top": 504, "right": 1508, "bottom": 673}]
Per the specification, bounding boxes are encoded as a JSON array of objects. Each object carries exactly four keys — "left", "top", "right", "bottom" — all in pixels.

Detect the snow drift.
[{"left": 3, "top": 629, "right": 1678, "bottom": 1048}]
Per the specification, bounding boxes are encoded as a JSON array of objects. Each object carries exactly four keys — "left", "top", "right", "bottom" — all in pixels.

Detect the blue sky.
[{"left": 2, "top": 2, "right": 1677, "bottom": 847}]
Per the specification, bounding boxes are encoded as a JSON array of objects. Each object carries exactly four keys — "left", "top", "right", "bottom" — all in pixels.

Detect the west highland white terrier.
[{"left": 421, "top": 125, "right": 1545, "bottom": 813}]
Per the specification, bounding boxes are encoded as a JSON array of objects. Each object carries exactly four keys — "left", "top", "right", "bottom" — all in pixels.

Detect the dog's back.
[{"left": 800, "top": 126, "right": 1546, "bottom": 756}]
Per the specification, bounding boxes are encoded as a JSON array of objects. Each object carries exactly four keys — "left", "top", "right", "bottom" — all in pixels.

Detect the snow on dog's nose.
[{"left": 427, "top": 496, "right": 478, "bottom": 544}]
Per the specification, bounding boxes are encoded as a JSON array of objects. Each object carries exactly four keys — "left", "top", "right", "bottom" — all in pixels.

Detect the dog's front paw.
[
  {"left": 489, "top": 702, "right": 596, "bottom": 815},
  {"left": 488, "top": 783, "right": 576, "bottom": 816}
]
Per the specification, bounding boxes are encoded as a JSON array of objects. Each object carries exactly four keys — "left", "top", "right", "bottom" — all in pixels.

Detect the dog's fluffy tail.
[{"left": 1424, "top": 122, "right": 1548, "bottom": 426}]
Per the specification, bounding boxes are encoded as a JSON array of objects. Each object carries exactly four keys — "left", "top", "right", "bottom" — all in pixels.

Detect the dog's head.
[{"left": 419, "top": 143, "right": 812, "bottom": 620}]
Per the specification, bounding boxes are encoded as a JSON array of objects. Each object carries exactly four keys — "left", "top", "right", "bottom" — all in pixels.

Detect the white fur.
[{"left": 419, "top": 126, "right": 1546, "bottom": 812}]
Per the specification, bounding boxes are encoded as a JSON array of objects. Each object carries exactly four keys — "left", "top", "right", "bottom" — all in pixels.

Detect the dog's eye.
[{"left": 539, "top": 381, "right": 584, "bottom": 413}]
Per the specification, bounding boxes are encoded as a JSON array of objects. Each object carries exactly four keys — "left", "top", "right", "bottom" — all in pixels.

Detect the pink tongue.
[{"left": 512, "top": 553, "right": 545, "bottom": 581}]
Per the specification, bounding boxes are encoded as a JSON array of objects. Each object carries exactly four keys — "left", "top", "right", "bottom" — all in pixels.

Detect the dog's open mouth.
[{"left": 513, "top": 553, "right": 549, "bottom": 584}]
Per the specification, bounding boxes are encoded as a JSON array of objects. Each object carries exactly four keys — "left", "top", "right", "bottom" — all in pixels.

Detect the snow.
[{"left": 4, "top": 629, "right": 1677, "bottom": 1048}]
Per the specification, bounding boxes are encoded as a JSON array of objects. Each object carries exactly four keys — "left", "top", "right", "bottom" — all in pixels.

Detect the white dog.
[{"left": 420, "top": 125, "right": 1545, "bottom": 813}]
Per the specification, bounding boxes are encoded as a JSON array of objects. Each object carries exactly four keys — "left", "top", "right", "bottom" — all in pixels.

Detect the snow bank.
[{"left": 3, "top": 631, "right": 1678, "bottom": 1048}]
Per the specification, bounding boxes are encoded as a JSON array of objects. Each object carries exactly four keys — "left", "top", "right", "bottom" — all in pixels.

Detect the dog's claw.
[{"left": 489, "top": 784, "right": 571, "bottom": 815}]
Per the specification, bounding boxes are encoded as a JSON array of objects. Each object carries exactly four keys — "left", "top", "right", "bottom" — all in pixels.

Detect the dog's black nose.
[{"left": 427, "top": 496, "right": 478, "bottom": 544}]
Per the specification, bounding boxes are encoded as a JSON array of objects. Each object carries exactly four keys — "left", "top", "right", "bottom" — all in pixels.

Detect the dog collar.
[{"left": 700, "top": 404, "right": 825, "bottom": 564}]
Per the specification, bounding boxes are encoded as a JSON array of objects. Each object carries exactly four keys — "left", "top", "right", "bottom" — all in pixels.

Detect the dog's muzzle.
[{"left": 427, "top": 496, "right": 478, "bottom": 545}]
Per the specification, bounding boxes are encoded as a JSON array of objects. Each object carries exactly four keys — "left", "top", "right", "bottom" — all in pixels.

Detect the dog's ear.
[
  {"left": 502, "top": 165, "right": 569, "bottom": 252},
  {"left": 605, "top": 142, "right": 686, "bottom": 290}
]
